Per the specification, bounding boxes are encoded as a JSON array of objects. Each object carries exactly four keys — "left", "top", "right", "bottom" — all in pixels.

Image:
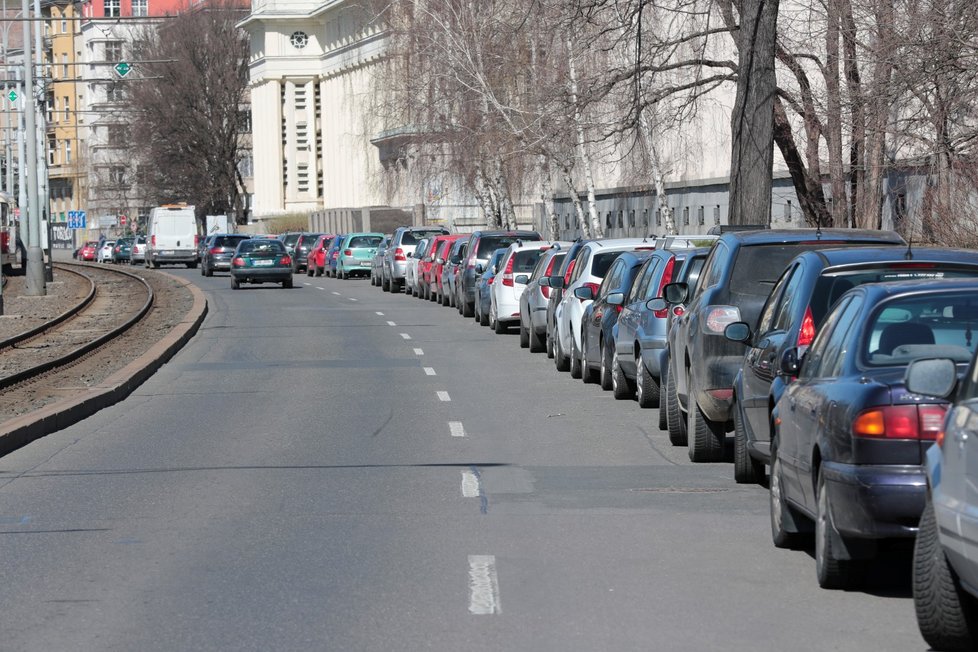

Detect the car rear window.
[
  {"left": 238, "top": 240, "right": 285, "bottom": 255},
  {"left": 812, "top": 265, "right": 978, "bottom": 326},
  {"left": 865, "top": 292, "right": 978, "bottom": 366},
  {"left": 401, "top": 229, "right": 447, "bottom": 245},
  {"left": 282, "top": 233, "right": 301, "bottom": 246},
  {"left": 349, "top": 235, "right": 383, "bottom": 248},
  {"left": 214, "top": 236, "right": 249, "bottom": 248},
  {"left": 477, "top": 235, "right": 540, "bottom": 259},
  {"left": 591, "top": 251, "right": 626, "bottom": 278}
]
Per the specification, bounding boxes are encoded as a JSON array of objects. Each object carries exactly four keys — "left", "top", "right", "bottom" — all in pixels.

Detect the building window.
[
  {"left": 48, "top": 136, "right": 56, "bottom": 165},
  {"left": 64, "top": 96, "right": 69, "bottom": 120},
  {"left": 105, "top": 40, "right": 124, "bottom": 62},
  {"left": 565, "top": 214, "right": 571, "bottom": 230},
  {"left": 62, "top": 53, "right": 68, "bottom": 78},
  {"left": 47, "top": 96, "right": 54, "bottom": 123},
  {"left": 605, "top": 212, "right": 613, "bottom": 230},
  {"left": 697, "top": 206, "right": 705, "bottom": 226},
  {"left": 105, "top": 83, "right": 123, "bottom": 103},
  {"left": 714, "top": 205, "right": 720, "bottom": 225},
  {"left": 297, "top": 163, "right": 309, "bottom": 193},
  {"left": 683, "top": 207, "right": 689, "bottom": 226},
  {"left": 296, "top": 123, "right": 308, "bottom": 150},
  {"left": 784, "top": 200, "right": 793, "bottom": 222},
  {"left": 642, "top": 208, "right": 648, "bottom": 226},
  {"left": 110, "top": 166, "right": 125, "bottom": 185},
  {"left": 616, "top": 211, "right": 623, "bottom": 228},
  {"left": 65, "top": 140, "right": 71, "bottom": 164},
  {"left": 61, "top": 18, "right": 67, "bottom": 33},
  {"left": 629, "top": 210, "right": 635, "bottom": 227},
  {"left": 108, "top": 125, "right": 128, "bottom": 148},
  {"left": 237, "top": 153, "right": 253, "bottom": 179},
  {"left": 132, "top": 0, "right": 148, "bottom": 16},
  {"left": 104, "top": 0, "right": 120, "bottom": 18}
]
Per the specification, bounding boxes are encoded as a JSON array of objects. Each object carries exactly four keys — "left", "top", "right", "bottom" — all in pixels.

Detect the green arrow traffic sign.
[
  {"left": 114, "top": 61, "right": 132, "bottom": 78},
  {"left": 7, "top": 90, "right": 17, "bottom": 102}
]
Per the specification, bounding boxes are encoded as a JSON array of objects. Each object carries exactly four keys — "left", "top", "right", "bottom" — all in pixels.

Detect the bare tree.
[{"left": 127, "top": 0, "right": 250, "bottom": 225}]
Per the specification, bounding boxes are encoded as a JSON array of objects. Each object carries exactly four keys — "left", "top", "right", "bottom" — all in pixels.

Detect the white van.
[{"left": 146, "top": 204, "right": 199, "bottom": 268}]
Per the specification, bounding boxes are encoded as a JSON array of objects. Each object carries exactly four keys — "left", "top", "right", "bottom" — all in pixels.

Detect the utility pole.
[
  {"left": 34, "top": 0, "right": 52, "bottom": 281},
  {"left": 22, "top": 0, "right": 44, "bottom": 295}
]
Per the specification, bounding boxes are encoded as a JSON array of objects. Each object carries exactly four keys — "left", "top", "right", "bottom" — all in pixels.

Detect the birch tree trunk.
[
  {"left": 561, "top": 164, "right": 592, "bottom": 239},
  {"left": 474, "top": 161, "right": 499, "bottom": 228},
  {"left": 494, "top": 157, "right": 516, "bottom": 230},
  {"left": 638, "top": 111, "right": 677, "bottom": 235},
  {"left": 566, "top": 35, "right": 604, "bottom": 238},
  {"left": 538, "top": 154, "right": 560, "bottom": 240}
]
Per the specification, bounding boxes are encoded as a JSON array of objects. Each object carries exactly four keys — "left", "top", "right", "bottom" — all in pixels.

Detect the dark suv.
[
  {"left": 201, "top": 233, "right": 251, "bottom": 276},
  {"left": 457, "top": 230, "right": 542, "bottom": 317},
  {"left": 663, "top": 229, "right": 905, "bottom": 463}
]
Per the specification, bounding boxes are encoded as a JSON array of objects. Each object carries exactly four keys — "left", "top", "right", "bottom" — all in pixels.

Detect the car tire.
[
  {"left": 187, "top": 262, "right": 197, "bottom": 269},
  {"left": 599, "top": 342, "right": 613, "bottom": 390},
  {"left": 688, "top": 401, "right": 726, "bottom": 463},
  {"left": 529, "top": 328, "right": 545, "bottom": 353},
  {"left": 283, "top": 278, "right": 293, "bottom": 289},
  {"left": 769, "top": 441, "right": 810, "bottom": 549},
  {"left": 152, "top": 260, "right": 160, "bottom": 269},
  {"left": 204, "top": 264, "right": 213, "bottom": 278},
  {"left": 307, "top": 267, "right": 314, "bottom": 277},
  {"left": 815, "top": 471, "right": 864, "bottom": 589},
  {"left": 733, "top": 400, "right": 765, "bottom": 485},
  {"left": 382, "top": 275, "right": 390, "bottom": 291},
  {"left": 569, "top": 337, "right": 583, "bottom": 379},
  {"left": 636, "top": 357, "right": 660, "bottom": 409},
  {"left": 231, "top": 277, "right": 240, "bottom": 290},
  {"left": 914, "top": 499, "right": 978, "bottom": 651},
  {"left": 581, "top": 335, "right": 598, "bottom": 384},
  {"left": 462, "top": 298, "right": 474, "bottom": 318},
  {"left": 519, "top": 321, "right": 530, "bottom": 348},
  {"left": 493, "top": 310, "right": 507, "bottom": 334},
  {"left": 554, "top": 331, "right": 570, "bottom": 372},
  {"left": 480, "top": 303, "right": 490, "bottom": 327},
  {"left": 391, "top": 279, "right": 401, "bottom": 293},
  {"left": 666, "top": 369, "right": 687, "bottom": 444},
  {"left": 611, "top": 349, "right": 633, "bottom": 400},
  {"left": 200, "top": 263, "right": 206, "bottom": 276}
]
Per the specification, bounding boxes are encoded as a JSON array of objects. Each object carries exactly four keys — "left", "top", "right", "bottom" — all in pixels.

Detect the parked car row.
[{"left": 352, "top": 223, "right": 978, "bottom": 649}]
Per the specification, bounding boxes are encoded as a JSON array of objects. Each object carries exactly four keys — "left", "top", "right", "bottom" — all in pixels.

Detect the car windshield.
[
  {"left": 865, "top": 291, "right": 978, "bottom": 366},
  {"left": 812, "top": 265, "right": 978, "bottom": 326},
  {"left": 401, "top": 230, "right": 447, "bottom": 245},
  {"left": 477, "top": 235, "right": 540, "bottom": 259},
  {"left": 349, "top": 235, "right": 383, "bottom": 248},
  {"left": 214, "top": 236, "right": 249, "bottom": 248},
  {"left": 238, "top": 240, "right": 285, "bottom": 255}
]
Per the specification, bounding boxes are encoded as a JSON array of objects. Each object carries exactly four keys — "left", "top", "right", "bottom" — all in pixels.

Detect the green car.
[
  {"left": 335, "top": 232, "right": 385, "bottom": 280},
  {"left": 230, "top": 238, "right": 294, "bottom": 289}
]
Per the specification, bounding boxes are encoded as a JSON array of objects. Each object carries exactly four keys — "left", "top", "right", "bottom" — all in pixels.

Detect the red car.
[
  {"left": 78, "top": 241, "right": 98, "bottom": 261},
  {"left": 426, "top": 234, "right": 464, "bottom": 303},
  {"left": 306, "top": 234, "right": 335, "bottom": 277}
]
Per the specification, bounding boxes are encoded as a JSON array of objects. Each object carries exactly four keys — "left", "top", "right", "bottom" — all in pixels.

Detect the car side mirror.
[
  {"left": 607, "top": 292, "right": 624, "bottom": 306},
  {"left": 539, "top": 276, "right": 551, "bottom": 287},
  {"left": 573, "top": 286, "right": 594, "bottom": 301},
  {"left": 549, "top": 276, "right": 565, "bottom": 289},
  {"left": 475, "top": 264, "right": 484, "bottom": 274},
  {"left": 724, "top": 322, "right": 752, "bottom": 344},
  {"left": 436, "top": 258, "right": 445, "bottom": 265},
  {"left": 515, "top": 274, "right": 529, "bottom": 285},
  {"left": 779, "top": 347, "right": 804, "bottom": 376},
  {"left": 663, "top": 282, "right": 689, "bottom": 304},
  {"left": 646, "top": 298, "right": 667, "bottom": 312},
  {"left": 905, "top": 358, "right": 957, "bottom": 398}
]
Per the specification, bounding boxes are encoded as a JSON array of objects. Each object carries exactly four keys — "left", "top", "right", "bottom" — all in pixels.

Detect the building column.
[{"left": 250, "top": 80, "right": 284, "bottom": 215}]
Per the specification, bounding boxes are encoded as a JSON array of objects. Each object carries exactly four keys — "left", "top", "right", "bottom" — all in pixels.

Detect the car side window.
[
  {"left": 764, "top": 264, "right": 801, "bottom": 333},
  {"left": 599, "top": 260, "right": 624, "bottom": 298},
  {"left": 801, "top": 296, "right": 863, "bottom": 379},
  {"left": 572, "top": 249, "right": 591, "bottom": 283},
  {"left": 694, "top": 242, "right": 726, "bottom": 298},
  {"left": 631, "top": 259, "right": 658, "bottom": 303}
]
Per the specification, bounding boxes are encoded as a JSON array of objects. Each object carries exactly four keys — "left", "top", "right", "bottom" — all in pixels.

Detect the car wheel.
[
  {"left": 666, "top": 369, "right": 687, "bottom": 444},
  {"left": 598, "top": 341, "right": 613, "bottom": 390},
  {"left": 529, "top": 327, "right": 545, "bottom": 353},
  {"left": 391, "top": 279, "right": 401, "bottom": 293},
  {"left": 688, "top": 401, "right": 726, "bottom": 463},
  {"left": 200, "top": 263, "right": 206, "bottom": 276},
  {"left": 205, "top": 264, "right": 213, "bottom": 278},
  {"left": 462, "top": 298, "right": 474, "bottom": 318},
  {"left": 636, "top": 357, "right": 660, "bottom": 409},
  {"left": 657, "top": 366, "right": 669, "bottom": 430},
  {"left": 815, "top": 471, "right": 864, "bottom": 589},
  {"left": 152, "top": 261, "right": 161, "bottom": 269},
  {"left": 569, "top": 337, "right": 583, "bottom": 379},
  {"left": 283, "top": 278, "right": 293, "bottom": 289},
  {"left": 519, "top": 321, "right": 530, "bottom": 348},
  {"left": 493, "top": 308, "right": 507, "bottom": 334},
  {"left": 769, "top": 441, "right": 809, "bottom": 549},
  {"left": 382, "top": 275, "right": 390, "bottom": 291},
  {"left": 187, "top": 262, "right": 197, "bottom": 269},
  {"left": 554, "top": 331, "right": 570, "bottom": 372},
  {"left": 611, "top": 349, "right": 633, "bottom": 400},
  {"left": 914, "top": 499, "right": 978, "bottom": 651},
  {"left": 307, "top": 266, "right": 314, "bottom": 277},
  {"left": 231, "top": 277, "right": 240, "bottom": 290},
  {"left": 581, "top": 334, "right": 598, "bottom": 384},
  {"left": 733, "top": 400, "right": 765, "bottom": 485},
  {"left": 480, "top": 303, "right": 490, "bottom": 327}
]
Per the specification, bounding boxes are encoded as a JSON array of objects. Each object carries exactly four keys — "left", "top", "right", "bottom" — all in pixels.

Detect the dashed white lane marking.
[
  {"left": 449, "top": 421, "right": 465, "bottom": 438},
  {"left": 303, "top": 282, "right": 311, "bottom": 286},
  {"left": 437, "top": 391, "right": 451, "bottom": 402},
  {"left": 376, "top": 311, "right": 385, "bottom": 316},
  {"left": 349, "top": 297, "right": 358, "bottom": 302},
  {"left": 400, "top": 333, "right": 412, "bottom": 340},
  {"left": 332, "top": 291, "right": 341, "bottom": 296},
  {"left": 316, "top": 287, "right": 325, "bottom": 290},
  {"left": 468, "top": 555, "right": 501, "bottom": 615},
  {"left": 387, "top": 321, "right": 397, "bottom": 326},
  {"left": 461, "top": 470, "right": 481, "bottom": 497},
  {"left": 414, "top": 348, "right": 424, "bottom": 356},
  {"left": 424, "top": 367, "right": 436, "bottom": 376}
]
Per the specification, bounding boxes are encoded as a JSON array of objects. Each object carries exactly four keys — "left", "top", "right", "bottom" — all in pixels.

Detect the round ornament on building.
[{"left": 290, "top": 31, "right": 309, "bottom": 49}]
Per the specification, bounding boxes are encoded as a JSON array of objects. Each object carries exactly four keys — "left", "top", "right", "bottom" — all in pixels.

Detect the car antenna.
[
  {"left": 815, "top": 218, "right": 822, "bottom": 240},
  {"left": 904, "top": 220, "right": 915, "bottom": 260}
]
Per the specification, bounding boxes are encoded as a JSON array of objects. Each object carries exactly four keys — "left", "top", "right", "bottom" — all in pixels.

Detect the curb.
[{"left": 0, "top": 271, "right": 208, "bottom": 457}]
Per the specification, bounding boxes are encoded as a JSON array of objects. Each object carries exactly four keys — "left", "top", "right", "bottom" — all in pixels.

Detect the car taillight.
[
  {"left": 563, "top": 259, "right": 577, "bottom": 286},
  {"left": 209, "top": 247, "right": 222, "bottom": 254},
  {"left": 194, "top": 235, "right": 200, "bottom": 248},
  {"left": 344, "top": 249, "right": 352, "bottom": 256},
  {"left": 394, "top": 247, "right": 406, "bottom": 262},
  {"left": 672, "top": 306, "right": 685, "bottom": 317},
  {"left": 281, "top": 255, "right": 292, "bottom": 266},
  {"left": 703, "top": 306, "right": 741, "bottom": 334},
  {"left": 0, "top": 232, "right": 9, "bottom": 252},
  {"left": 502, "top": 256, "right": 515, "bottom": 286},
  {"left": 488, "top": 276, "right": 495, "bottom": 285},
  {"left": 232, "top": 257, "right": 244, "bottom": 267},
  {"left": 151, "top": 235, "right": 156, "bottom": 247},
  {"left": 852, "top": 404, "right": 947, "bottom": 440},
  {"left": 653, "top": 258, "right": 677, "bottom": 318},
  {"left": 332, "top": 251, "right": 339, "bottom": 259},
  {"left": 798, "top": 306, "right": 816, "bottom": 347}
]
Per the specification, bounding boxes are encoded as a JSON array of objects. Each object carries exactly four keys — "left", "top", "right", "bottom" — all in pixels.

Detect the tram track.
[{"left": 0, "top": 262, "right": 154, "bottom": 391}]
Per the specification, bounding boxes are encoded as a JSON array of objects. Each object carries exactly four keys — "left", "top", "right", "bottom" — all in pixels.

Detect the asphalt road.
[{"left": 0, "top": 268, "right": 926, "bottom": 651}]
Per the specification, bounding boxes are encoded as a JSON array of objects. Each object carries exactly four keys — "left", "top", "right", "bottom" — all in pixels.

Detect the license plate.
[
  {"left": 162, "top": 250, "right": 173, "bottom": 255},
  {"left": 252, "top": 259, "right": 273, "bottom": 266},
  {"left": 360, "top": 261, "right": 371, "bottom": 266}
]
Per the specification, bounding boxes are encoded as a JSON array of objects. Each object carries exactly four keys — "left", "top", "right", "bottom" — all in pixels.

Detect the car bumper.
[
  {"left": 209, "top": 258, "right": 234, "bottom": 270},
  {"left": 692, "top": 355, "right": 743, "bottom": 422},
  {"left": 151, "top": 250, "right": 196, "bottom": 263},
  {"left": 821, "top": 461, "right": 926, "bottom": 539},
  {"left": 230, "top": 268, "right": 292, "bottom": 283}
]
